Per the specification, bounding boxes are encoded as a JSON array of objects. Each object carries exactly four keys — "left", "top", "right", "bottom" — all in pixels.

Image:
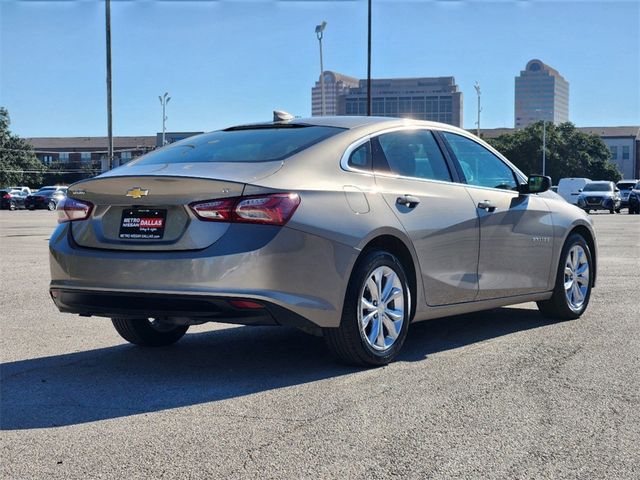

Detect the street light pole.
[
  {"left": 158, "top": 92, "right": 170, "bottom": 146},
  {"left": 474, "top": 81, "right": 481, "bottom": 137},
  {"left": 315, "top": 22, "right": 327, "bottom": 116},
  {"left": 367, "top": 0, "right": 372, "bottom": 116},
  {"left": 105, "top": 0, "right": 113, "bottom": 171}
]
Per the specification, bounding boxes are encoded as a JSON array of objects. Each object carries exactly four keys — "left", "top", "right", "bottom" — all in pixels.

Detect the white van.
[{"left": 557, "top": 178, "right": 591, "bottom": 204}]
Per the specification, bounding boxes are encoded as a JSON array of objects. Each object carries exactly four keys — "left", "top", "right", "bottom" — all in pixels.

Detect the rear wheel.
[
  {"left": 323, "top": 250, "right": 411, "bottom": 367},
  {"left": 537, "top": 233, "right": 592, "bottom": 320},
  {"left": 111, "top": 318, "right": 188, "bottom": 346},
  {"left": 9, "top": 201, "right": 16, "bottom": 211}
]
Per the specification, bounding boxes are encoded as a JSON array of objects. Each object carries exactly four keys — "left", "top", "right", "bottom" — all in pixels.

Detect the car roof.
[{"left": 229, "top": 116, "right": 471, "bottom": 136}]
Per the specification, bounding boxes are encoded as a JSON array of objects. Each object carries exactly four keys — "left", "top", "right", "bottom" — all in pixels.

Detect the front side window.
[
  {"left": 441, "top": 132, "right": 518, "bottom": 190},
  {"left": 376, "top": 129, "right": 452, "bottom": 182}
]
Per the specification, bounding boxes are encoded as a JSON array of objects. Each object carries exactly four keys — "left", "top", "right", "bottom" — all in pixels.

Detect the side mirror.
[{"left": 518, "top": 174, "right": 551, "bottom": 194}]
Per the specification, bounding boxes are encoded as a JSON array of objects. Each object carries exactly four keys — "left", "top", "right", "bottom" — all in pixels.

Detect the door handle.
[
  {"left": 477, "top": 201, "right": 496, "bottom": 212},
  {"left": 396, "top": 195, "right": 420, "bottom": 208}
]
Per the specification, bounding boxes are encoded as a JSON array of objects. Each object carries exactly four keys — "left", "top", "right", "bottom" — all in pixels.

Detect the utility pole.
[
  {"left": 315, "top": 22, "right": 327, "bottom": 116},
  {"left": 367, "top": 0, "right": 372, "bottom": 116},
  {"left": 159, "top": 92, "right": 170, "bottom": 146},
  {"left": 474, "top": 81, "right": 481, "bottom": 137},
  {"left": 105, "top": 0, "right": 113, "bottom": 171}
]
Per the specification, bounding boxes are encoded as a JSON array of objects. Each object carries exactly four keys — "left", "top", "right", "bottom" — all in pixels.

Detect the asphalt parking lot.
[{"left": 1, "top": 209, "right": 639, "bottom": 479}]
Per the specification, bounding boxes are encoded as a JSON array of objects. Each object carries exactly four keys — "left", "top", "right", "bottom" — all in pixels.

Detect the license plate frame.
[{"left": 119, "top": 208, "right": 167, "bottom": 240}]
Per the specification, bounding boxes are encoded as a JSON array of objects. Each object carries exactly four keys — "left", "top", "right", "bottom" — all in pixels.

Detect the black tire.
[
  {"left": 9, "top": 201, "right": 16, "bottom": 211},
  {"left": 111, "top": 318, "right": 188, "bottom": 346},
  {"left": 609, "top": 208, "right": 615, "bottom": 214},
  {"left": 47, "top": 200, "right": 56, "bottom": 211},
  {"left": 537, "top": 233, "right": 593, "bottom": 320},
  {"left": 323, "top": 250, "right": 411, "bottom": 367}
]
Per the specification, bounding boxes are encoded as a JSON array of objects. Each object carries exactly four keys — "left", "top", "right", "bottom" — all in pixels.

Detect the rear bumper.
[
  {"left": 50, "top": 288, "right": 319, "bottom": 331},
  {"left": 49, "top": 222, "right": 359, "bottom": 329}
]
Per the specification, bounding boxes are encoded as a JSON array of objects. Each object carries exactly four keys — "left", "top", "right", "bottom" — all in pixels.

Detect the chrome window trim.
[{"left": 340, "top": 124, "right": 527, "bottom": 192}]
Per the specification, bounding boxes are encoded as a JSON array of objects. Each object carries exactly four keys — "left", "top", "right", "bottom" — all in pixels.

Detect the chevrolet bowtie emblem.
[{"left": 126, "top": 187, "right": 149, "bottom": 199}]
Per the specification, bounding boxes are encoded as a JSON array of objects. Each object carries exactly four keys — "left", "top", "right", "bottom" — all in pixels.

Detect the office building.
[
  {"left": 311, "top": 71, "right": 359, "bottom": 116},
  {"left": 312, "top": 73, "right": 463, "bottom": 127},
  {"left": 515, "top": 59, "right": 569, "bottom": 128}
]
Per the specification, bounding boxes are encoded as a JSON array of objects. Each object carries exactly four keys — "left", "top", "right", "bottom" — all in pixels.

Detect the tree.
[
  {"left": 0, "top": 107, "right": 46, "bottom": 187},
  {"left": 486, "top": 122, "right": 621, "bottom": 184}
]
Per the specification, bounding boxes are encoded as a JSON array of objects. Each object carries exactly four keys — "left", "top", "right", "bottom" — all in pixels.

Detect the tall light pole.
[
  {"left": 536, "top": 108, "right": 547, "bottom": 175},
  {"left": 159, "top": 92, "right": 170, "bottom": 146},
  {"left": 315, "top": 21, "right": 327, "bottom": 116},
  {"left": 105, "top": 0, "right": 113, "bottom": 171},
  {"left": 474, "top": 81, "right": 481, "bottom": 137},
  {"left": 367, "top": 0, "right": 372, "bottom": 116}
]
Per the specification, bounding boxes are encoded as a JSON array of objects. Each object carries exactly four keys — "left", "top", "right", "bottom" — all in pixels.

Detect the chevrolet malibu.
[{"left": 49, "top": 116, "right": 597, "bottom": 366}]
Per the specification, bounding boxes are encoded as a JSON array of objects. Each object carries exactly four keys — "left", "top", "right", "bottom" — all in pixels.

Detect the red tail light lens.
[
  {"left": 190, "top": 193, "right": 300, "bottom": 226},
  {"left": 57, "top": 198, "right": 93, "bottom": 223},
  {"left": 2, "top": 193, "right": 10, "bottom": 199}
]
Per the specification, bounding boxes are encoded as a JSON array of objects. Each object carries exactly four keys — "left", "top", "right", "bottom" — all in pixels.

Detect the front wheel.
[
  {"left": 111, "top": 318, "right": 189, "bottom": 346},
  {"left": 323, "top": 250, "right": 411, "bottom": 367},
  {"left": 47, "top": 200, "right": 56, "bottom": 211},
  {"left": 537, "top": 233, "right": 593, "bottom": 320},
  {"left": 9, "top": 202, "right": 16, "bottom": 211}
]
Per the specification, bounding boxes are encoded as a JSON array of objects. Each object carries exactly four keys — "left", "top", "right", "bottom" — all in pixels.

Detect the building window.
[
  {"left": 59, "top": 152, "right": 70, "bottom": 162},
  {"left": 42, "top": 155, "right": 53, "bottom": 165},
  {"left": 81, "top": 152, "right": 91, "bottom": 162},
  {"left": 121, "top": 151, "right": 132, "bottom": 163},
  {"left": 622, "top": 146, "right": 630, "bottom": 160}
]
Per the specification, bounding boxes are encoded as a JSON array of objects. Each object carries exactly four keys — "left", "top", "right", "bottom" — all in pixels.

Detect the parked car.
[
  {"left": 577, "top": 181, "right": 621, "bottom": 214},
  {"left": 8, "top": 186, "right": 32, "bottom": 196},
  {"left": 1, "top": 189, "right": 27, "bottom": 210},
  {"left": 557, "top": 177, "right": 591, "bottom": 204},
  {"left": 25, "top": 186, "right": 68, "bottom": 211},
  {"left": 616, "top": 179, "right": 639, "bottom": 209},
  {"left": 628, "top": 181, "right": 640, "bottom": 214},
  {"left": 49, "top": 116, "right": 597, "bottom": 366}
]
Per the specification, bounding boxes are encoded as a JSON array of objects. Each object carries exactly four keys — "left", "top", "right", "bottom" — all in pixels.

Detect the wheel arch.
[
  {"left": 567, "top": 224, "right": 597, "bottom": 287},
  {"left": 356, "top": 234, "right": 419, "bottom": 320}
]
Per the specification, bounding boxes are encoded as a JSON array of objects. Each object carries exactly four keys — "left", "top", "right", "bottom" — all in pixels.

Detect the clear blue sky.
[{"left": 1, "top": 0, "right": 638, "bottom": 137}]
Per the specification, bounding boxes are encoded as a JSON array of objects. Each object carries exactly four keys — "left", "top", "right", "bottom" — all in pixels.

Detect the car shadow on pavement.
[{"left": 1, "top": 307, "right": 553, "bottom": 430}]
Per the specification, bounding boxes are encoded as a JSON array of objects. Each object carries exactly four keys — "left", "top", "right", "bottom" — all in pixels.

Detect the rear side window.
[
  {"left": 441, "top": 132, "right": 518, "bottom": 190},
  {"left": 376, "top": 129, "right": 452, "bottom": 182},
  {"left": 132, "top": 125, "right": 345, "bottom": 165},
  {"left": 348, "top": 141, "right": 372, "bottom": 170}
]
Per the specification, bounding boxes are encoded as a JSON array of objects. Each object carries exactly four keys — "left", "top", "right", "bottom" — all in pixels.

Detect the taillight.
[
  {"left": 190, "top": 193, "right": 300, "bottom": 226},
  {"left": 1, "top": 193, "right": 10, "bottom": 199},
  {"left": 57, "top": 198, "right": 93, "bottom": 223}
]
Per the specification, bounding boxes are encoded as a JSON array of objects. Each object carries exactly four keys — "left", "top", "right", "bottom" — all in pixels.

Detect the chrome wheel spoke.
[
  {"left": 380, "top": 273, "right": 396, "bottom": 303},
  {"left": 361, "top": 310, "right": 376, "bottom": 329},
  {"left": 385, "top": 308, "right": 403, "bottom": 321},
  {"left": 366, "top": 278, "right": 379, "bottom": 302},
  {"left": 361, "top": 297, "right": 376, "bottom": 312},
  {"left": 382, "top": 315, "right": 399, "bottom": 340}
]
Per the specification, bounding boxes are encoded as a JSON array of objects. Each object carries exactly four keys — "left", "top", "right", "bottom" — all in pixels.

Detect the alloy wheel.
[
  {"left": 358, "top": 266, "right": 405, "bottom": 352},
  {"left": 564, "top": 245, "right": 589, "bottom": 312}
]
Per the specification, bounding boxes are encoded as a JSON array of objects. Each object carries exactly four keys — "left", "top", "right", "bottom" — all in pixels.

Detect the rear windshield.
[
  {"left": 617, "top": 182, "right": 635, "bottom": 190},
  {"left": 583, "top": 182, "right": 612, "bottom": 192},
  {"left": 131, "top": 125, "right": 345, "bottom": 165}
]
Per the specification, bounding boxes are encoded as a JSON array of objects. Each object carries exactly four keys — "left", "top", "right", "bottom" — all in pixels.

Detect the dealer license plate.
[{"left": 119, "top": 209, "right": 167, "bottom": 239}]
